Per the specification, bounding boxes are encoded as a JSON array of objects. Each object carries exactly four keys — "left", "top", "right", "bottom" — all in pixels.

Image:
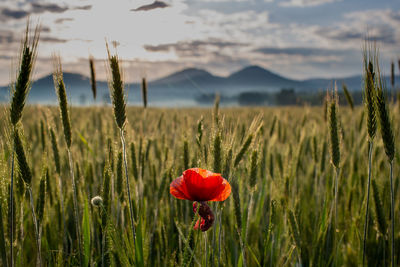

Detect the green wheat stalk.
[
  {"left": 375, "top": 60, "right": 396, "bottom": 267},
  {"left": 362, "top": 42, "right": 377, "bottom": 266},
  {"left": 106, "top": 44, "right": 136, "bottom": 251},
  {"left": 328, "top": 86, "right": 340, "bottom": 265},
  {"left": 53, "top": 56, "right": 83, "bottom": 264},
  {"left": 14, "top": 129, "right": 42, "bottom": 266},
  {"left": 8, "top": 22, "right": 40, "bottom": 267}
]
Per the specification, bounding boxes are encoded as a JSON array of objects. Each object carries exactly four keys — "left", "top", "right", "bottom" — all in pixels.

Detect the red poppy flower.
[
  {"left": 170, "top": 168, "right": 231, "bottom": 232},
  {"left": 170, "top": 168, "right": 231, "bottom": 202}
]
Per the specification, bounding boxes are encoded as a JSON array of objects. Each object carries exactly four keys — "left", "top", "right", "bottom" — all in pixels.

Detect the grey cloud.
[
  {"left": 41, "top": 26, "right": 51, "bottom": 33},
  {"left": 74, "top": 5, "right": 92, "bottom": 11},
  {"left": 1, "top": 8, "right": 29, "bottom": 20},
  {"left": 0, "top": 30, "right": 15, "bottom": 44},
  {"left": 0, "top": 55, "right": 12, "bottom": 60},
  {"left": 254, "top": 47, "right": 347, "bottom": 57},
  {"left": 131, "top": 1, "right": 169, "bottom": 12},
  {"left": 317, "top": 24, "right": 396, "bottom": 44},
  {"left": 41, "top": 36, "right": 68, "bottom": 43},
  {"left": 54, "top": 18, "right": 74, "bottom": 24},
  {"left": 1, "top": 3, "right": 91, "bottom": 22},
  {"left": 31, "top": 3, "right": 68, "bottom": 13},
  {"left": 144, "top": 40, "right": 246, "bottom": 55}
]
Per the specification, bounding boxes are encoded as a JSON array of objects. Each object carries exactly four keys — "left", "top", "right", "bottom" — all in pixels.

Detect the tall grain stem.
[
  {"left": 9, "top": 135, "right": 15, "bottom": 267},
  {"left": 389, "top": 161, "right": 394, "bottom": 267},
  {"left": 334, "top": 167, "right": 340, "bottom": 266},
  {"left": 67, "top": 149, "right": 82, "bottom": 264},
  {"left": 362, "top": 141, "right": 373, "bottom": 265},
  {"left": 120, "top": 129, "right": 136, "bottom": 247},
  {"left": 28, "top": 187, "right": 41, "bottom": 267}
]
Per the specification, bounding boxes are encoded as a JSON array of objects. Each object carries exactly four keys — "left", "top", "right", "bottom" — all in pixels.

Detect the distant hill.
[
  {"left": 227, "top": 65, "right": 297, "bottom": 87},
  {"left": 0, "top": 65, "right": 398, "bottom": 106},
  {"left": 152, "top": 68, "right": 224, "bottom": 87}
]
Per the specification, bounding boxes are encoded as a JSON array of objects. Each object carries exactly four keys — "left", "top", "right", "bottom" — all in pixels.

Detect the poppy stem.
[
  {"left": 204, "top": 232, "right": 208, "bottom": 267},
  {"left": 183, "top": 202, "right": 200, "bottom": 267},
  {"left": 217, "top": 206, "right": 222, "bottom": 267}
]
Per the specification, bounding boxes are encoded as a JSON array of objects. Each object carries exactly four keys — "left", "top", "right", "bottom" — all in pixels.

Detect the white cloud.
[{"left": 279, "top": 0, "right": 340, "bottom": 7}]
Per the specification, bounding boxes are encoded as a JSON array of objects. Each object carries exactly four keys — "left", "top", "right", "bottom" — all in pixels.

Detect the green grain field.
[{"left": 0, "top": 103, "right": 399, "bottom": 266}]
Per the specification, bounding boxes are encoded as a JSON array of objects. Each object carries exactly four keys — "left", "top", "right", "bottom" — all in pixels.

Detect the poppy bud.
[{"left": 193, "top": 202, "right": 215, "bottom": 232}]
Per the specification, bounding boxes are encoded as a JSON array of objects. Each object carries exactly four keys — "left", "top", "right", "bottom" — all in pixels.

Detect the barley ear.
[
  {"left": 231, "top": 179, "right": 242, "bottom": 231},
  {"left": 89, "top": 55, "right": 97, "bottom": 99},
  {"left": 116, "top": 151, "right": 124, "bottom": 203},
  {"left": 249, "top": 150, "right": 258, "bottom": 189},
  {"left": 375, "top": 65, "right": 395, "bottom": 161},
  {"left": 141, "top": 77, "right": 148, "bottom": 108},
  {"left": 10, "top": 22, "right": 40, "bottom": 126},
  {"left": 213, "top": 132, "right": 222, "bottom": 173},
  {"left": 14, "top": 129, "right": 32, "bottom": 185},
  {"left": 36, "top": 170, "right": 46, "bottom": 225},
  {"left": 328, "top": 87, "right": 340, "bottom": 169},
  {"left": 342, "top": 83, "right": 354, "bottom": 110},
  {"left": 106, "top": 44, "right": 126, "bottom": 129},
  {"left": 372, "top": 180, "right": 387, "bottom": 236},
  {"left": 50, "top": 127, "right": 61, "bottom": 174},
  {"left": 53, "top": 56, "right": 72, "bottom": 149},
  {"left": 362, "top": 43, "right": 377, "bottom": 141}
]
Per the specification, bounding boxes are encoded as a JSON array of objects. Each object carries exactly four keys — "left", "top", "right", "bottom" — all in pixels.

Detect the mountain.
[
  {"left": 0, "top": 65, "right": 398, "bottom": 106},
  {"left": 151, "top": 68, "right": 224, "bottom": 86},
  {"left": 0, "top": 72, "right": 110, "bottom": 104},
  {"left": 227, "top": 65, "right": 296, "bottom": 87}
]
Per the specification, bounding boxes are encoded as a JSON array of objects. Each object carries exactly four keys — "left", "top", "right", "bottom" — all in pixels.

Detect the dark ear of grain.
[
  {"left": 50, "top": 128, "right": 61, "bottom": 174},
  {"left": 10, "top": 23, "right": 40, "bottom": 126},
  {"left": 342, "top": 83, "right": 354, "bottom": 110},
  {"left": 89, "top": 56, "right": 97, "bottom": 99},
  {"left": 375, "top": 79, "right": 395, "bottom": 161},
  {"left": 141, "top": 77, "right": 147, "bottom": 108},
  {"left": 328, "top": 91, "right": 340, "bottom": 169},
  {"left": 107, "top": 47, "right": 126, "bottom": 129},
  {"left": 14, "top": 129, "right": 32, "bottom": 185},
  {"left": 372, "top": 179, "right": 387, "bottom": 236},
  {"left": 53, "top": 58, "right": 72, "bottom": 148},
  {"left": 362, "top": 46, "right": 376, "bottom": 141}
]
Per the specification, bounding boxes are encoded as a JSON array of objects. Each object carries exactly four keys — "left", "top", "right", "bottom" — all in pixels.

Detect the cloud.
[
  {"left": 74, "top": 5, "right": 92, "bottom": 11},
  {"left": 279, "top": 0, "right": 340, "bottom": 7},
  {"left": 31, "top": 3, "right": 69, "bottom": 14},
  {"left": 0, "top": 2, "right": 92, "bottom": 22},
  {"left": 0, "top": 8, "right": 29, "bottom": 20},
  {"left": 144, "top": 39, "right": 247, "bottom": 57},
  {"left": 315, "top": 10, "right": 400, "bottom": 45},
  {"left": 317, "top": 25, "right": 395, "bottom": 44},
  {"left": 131, "top": 1, "right": 170, "bottom": 12},
  {"left": 40, "top": 36, "right": 68, "bottom": 43},
  {"left": 254, "top": 47, "right": 347, "bottom": 56},
  {"left": 0, "top": 30, "right": 15, "bottom": 44},
  {"left": 54, "top": 18, "right": 74, "bottom": 24}
]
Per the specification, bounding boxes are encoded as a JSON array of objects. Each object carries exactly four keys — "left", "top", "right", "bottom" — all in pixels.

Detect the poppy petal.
[
  {"left": 170, "top": 176, "right": 193, "bottom": 200},
  {"left": 184, "top": 169, "right": 224, "bottom": 201},
  {"left": 209, "top": 178, "right": 231, "bottom": 201}
]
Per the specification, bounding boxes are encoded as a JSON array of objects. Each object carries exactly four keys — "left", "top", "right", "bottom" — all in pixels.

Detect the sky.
[{"left": 0, "top": 0, "right": 400, "bottom": 85}]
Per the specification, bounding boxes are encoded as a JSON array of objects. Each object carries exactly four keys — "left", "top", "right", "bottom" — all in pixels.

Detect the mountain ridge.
[{"left": 0, "top": 65, "right": 397, "bottom": 105}]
